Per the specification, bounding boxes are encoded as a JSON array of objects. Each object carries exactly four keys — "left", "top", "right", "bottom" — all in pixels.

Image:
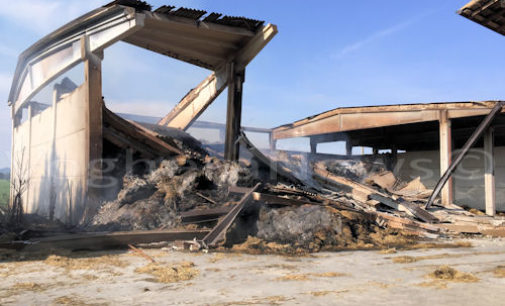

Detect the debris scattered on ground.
[
  {"left": 3, "top": 128, "right": 505, "bottom": 255},
  {"left": 492, "top": 265, "right": 505, "bottom": 278},
  {"left": 44, "top": 254, "right": 126, "bottom": 271},
  {"left": 135, "top": 261, "right": 199, "bottom": 283},
  {"left": 428, "top": 265, "right": 479, "bottom": 283}
]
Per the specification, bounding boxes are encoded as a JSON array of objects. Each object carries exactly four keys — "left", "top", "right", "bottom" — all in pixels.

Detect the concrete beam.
[
  {"left": 157, "top": 69, "right": 228, "bottom": 130},
  {"left": 272, "top": 103, "right": 505, "bottom": 140}
]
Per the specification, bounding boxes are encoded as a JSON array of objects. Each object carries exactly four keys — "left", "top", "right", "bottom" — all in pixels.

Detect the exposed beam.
[
  {"left": 157, "top": 69, "right": 228, "bottom": 130},
  {"left": 234, "top": 24, "right": 278, "bottom": 70},
  {"left": 484, "top": 127, "right": 496, "bottom": 216}
]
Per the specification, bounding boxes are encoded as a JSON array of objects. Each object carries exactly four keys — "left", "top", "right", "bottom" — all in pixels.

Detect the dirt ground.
[{"left": 1, "top": 237, "right": 505, "bottom": 305}]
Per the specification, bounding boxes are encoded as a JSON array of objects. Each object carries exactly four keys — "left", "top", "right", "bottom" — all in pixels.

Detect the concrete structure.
[
  {"left": 267, "top": 0, "right": 505, "bottom": 214},
  {"left": 271, "top": 102, "right": 505, "bottom": 212},
  {"left": 8, "top": 1, "right": 276, "bottom": 224}
]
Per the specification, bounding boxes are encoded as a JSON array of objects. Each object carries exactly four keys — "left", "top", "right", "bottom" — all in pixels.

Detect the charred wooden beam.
[
  {"left": 202, "top": 183, "right": 260, "bottom": 247},
  {"left": 13, "top": 230, "right": 210, "bottom": 251}
]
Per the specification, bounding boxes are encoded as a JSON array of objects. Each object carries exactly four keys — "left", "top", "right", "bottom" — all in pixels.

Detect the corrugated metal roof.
[
  {"left": 104, "top": 0, "right": 152, "bottom": 11},
  {"left": 459, "top": 0, "right": 505, "bottom": 36},
  {"left": 163, "top": 7, "right": 208, "bottom": 20},
  {"left": 154, "top": 5, "right": 175, "bottom": 15},
  {"left": 105, "top": 1, "right": 265, "bottom": 32},
  {"left": 205, "top": 15, "right": 264, "bottom": 31}
]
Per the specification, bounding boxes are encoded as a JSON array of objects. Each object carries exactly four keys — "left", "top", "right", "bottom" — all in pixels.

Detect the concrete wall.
[
  {"left": 12, "top": 85, "right": 88, "bottom": 224},
  {"left": 395, "top": 148, "right": 505, "bottom": 211}
]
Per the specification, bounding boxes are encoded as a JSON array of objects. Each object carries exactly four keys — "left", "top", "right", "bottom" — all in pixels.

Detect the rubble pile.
[
  {"left": 89, "top": 155, "right": 254, "bottom": 231},
  {"left": 3, "top": 130, "right": 505, "bottom": 253}
]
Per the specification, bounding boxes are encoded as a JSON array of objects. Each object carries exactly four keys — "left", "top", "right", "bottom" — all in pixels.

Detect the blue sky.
[{"left": 0, "top": 0, "right": 504, "bottom": 167}]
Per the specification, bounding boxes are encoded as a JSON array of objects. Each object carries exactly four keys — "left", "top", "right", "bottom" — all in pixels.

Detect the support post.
[
  {"left": 346, "top": 141, "right": 352, "bottom": 156},
  {"left": 269, "top": 132, "right": 276, "bottom": 151},
  {"left": 439, "top": 110, "right": 453, "bottom": 206},
  {"left": 484, "top": 127, "right": 495, "bottom": 216},
  {"left": 224, "top": 63, "right": 244, "bottom": 161},
  {"left": 310, "top": 138, "right": 317, "bottom": 154},
  {"left": 83, "top": 37, "right": 103, "bottom": 198}
]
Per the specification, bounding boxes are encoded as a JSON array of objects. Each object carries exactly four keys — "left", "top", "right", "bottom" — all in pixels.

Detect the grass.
[{"left": 0, "top": 179, "right": 9, "bottom": 209}]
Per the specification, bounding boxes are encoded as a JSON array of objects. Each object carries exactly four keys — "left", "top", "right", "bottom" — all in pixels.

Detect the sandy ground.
[{"left": 1, "top": 237, "right": 505, "bottom": 305}]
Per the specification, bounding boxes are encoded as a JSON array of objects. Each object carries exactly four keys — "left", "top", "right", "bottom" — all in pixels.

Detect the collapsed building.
[
  {"left": 4, "top": 0, "right": 505, "bottom": 251},
  {"left": 7, "top": 0, "right": 277, "bottom": 225}
]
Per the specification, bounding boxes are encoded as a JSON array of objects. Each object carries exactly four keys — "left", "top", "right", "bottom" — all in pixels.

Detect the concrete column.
[
  {"left": 83, "top": 40, "right": 103, "bottom": 201},
  {"left": 346, "top": 141, "right": 352, "bottom": 156},
  {"left": 269, "top": 132, "right": 276, "bottom": 151},
  {"left": 310, "top": 138, "right": 317, "bottom": 154},
  {"left": 484, "top": 127, "right": 495, "bottom": 216},
  {"left": 439, "top": 110, "right": 453, "bottom": 206},
  {"left": 224, "top": 62, "right": 244, "bottom": 161}
]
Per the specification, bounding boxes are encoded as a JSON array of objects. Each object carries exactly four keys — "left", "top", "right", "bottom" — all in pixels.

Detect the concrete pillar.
[
  {"left": 269, "top": 132, "right": 276, "bottom": 151},
  {"left": 224, "top": 62, "right": 244, "bottom": 161},
  {"left": 346, "top": 141, "right": 352, "bottom": 156},
  {"left": 439, "top": 110, "right": 453, "bottom": 206},
  {"left": 83, "top": 38, "right": 103, "bottom": 200},
  {"left": 484, "top": 127, "right": 496, "bottom": 216},
  {"left": 310, "top": 138, "right": 317, "bottom": 154}
]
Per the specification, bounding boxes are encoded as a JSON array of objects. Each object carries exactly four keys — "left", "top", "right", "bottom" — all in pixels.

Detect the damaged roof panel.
[{"left": 459, "top": 0, "right": 505, "bottom": 36}]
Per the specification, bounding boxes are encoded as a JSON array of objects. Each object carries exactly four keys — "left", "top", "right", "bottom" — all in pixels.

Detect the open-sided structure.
[
  {"left": 8, "top": 0, "right": 277, "bottom": 224},
  {"left": 269, "top": 0, "right": 505, "bottom": 215}
]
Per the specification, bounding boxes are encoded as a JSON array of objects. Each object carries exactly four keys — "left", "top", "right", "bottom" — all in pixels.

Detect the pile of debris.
[{"left": 3, "top": 128, "right": 505, "bottom": 254}]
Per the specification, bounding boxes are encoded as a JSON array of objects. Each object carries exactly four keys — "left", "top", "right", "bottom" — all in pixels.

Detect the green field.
[{"left": 0, "top": 179, "right": 9, "bottom": 208}]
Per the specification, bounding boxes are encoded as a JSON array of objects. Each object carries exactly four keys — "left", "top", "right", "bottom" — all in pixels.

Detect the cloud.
[
  {"left": 335, "top": 11, "right": 435, "bottom": 58},
  {"left": 0, "top": 0, "right": 104, "bottom": 35}
]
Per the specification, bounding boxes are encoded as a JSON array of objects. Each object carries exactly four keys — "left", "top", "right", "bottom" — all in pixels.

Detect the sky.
[{"left": 0, "top": 0, "right": 505, "bottom": 167}]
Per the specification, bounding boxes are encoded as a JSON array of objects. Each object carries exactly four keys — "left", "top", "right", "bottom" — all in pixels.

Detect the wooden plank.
[
  {"left": 202, "top": 183, "right": 260, "bottom": 247},
  {"left": 180, "top": 207, "right": 232, "bottom": 223},
  {"left": 14, "top": 230, "right": 210, "bottom": 251},
  {"left": 439, "top": 110, "right": 453, "bottom": 206},
  {"left": 314, "top": 163, "right": 438, "bottom": 222},
  {"left": 228, "top": 186, "right": 323, "bottom": 206},
  {"left": 484, "top": 127, "right": 496, "bottom": 216}
]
